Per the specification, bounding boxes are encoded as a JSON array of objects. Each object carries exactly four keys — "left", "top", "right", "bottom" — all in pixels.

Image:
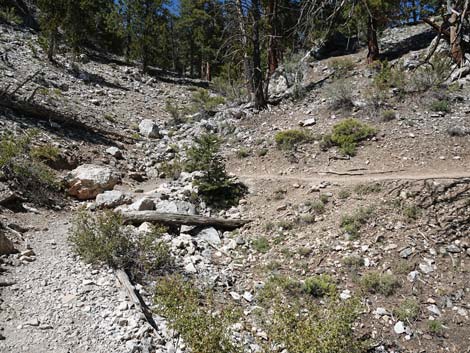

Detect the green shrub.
[
  {"left": 322, "top": 119, "right": 376, "bottom": 156},
  {"left": 275, "top": 129, "right": 313, "bottom": 150},
  {"left": 372, "top": 61, "right": 406, "bottom": 93},
  {"left": 236, "top": 148, "right": 251, "bottom": 159},
  {"left": 303, "top": 275, "right": 337, "bottom": 297},
  {"left": 343, "top": 255, "right": 364, "bottom": 270},
  {"left": 165, "top": 100, "right": 186, "bottom": 125},
  {"left": 430, "top": 99, "right": 450, "bottom": 113},
  {"left": 354, "top": 183, "right": 382, "bottom": 195},
  {"left": 311, "top": 200, "right": 326, "bottom": 214},
  {"left": 260, "top": 286, "right": 365, "bottom": 353},
  {"left": 427, "top": 320, "right": 444, "bottom": 335},
  {"left": 190, "top": 89, "right": 225, "bottom": 113},
  {"left": 0, "top": 131, "right": 58, "bottom": 203},
  {"left": 410, "top": 54, "right": 452, "bottom": 92},
  {"left": 325, "top": 79, "right": 354, "bottom": 109},
  {"left": 69, "top": 210, "right": 132, "bottom": 269},
  {"left": 403, "top": 204, "right": 421, "bottom": 220},
  {"left": 252, "top": 236, "right": 270, "bottom": 253},
  {"left": 155, "top": 275, "right": 242, "bottom": 353},
  {"left": 394, "top": 298, "right": 420, "bottom": 321},
  {"left": 340, "top": 206, "right": 374, "bottom": 239},
  {"left": 0, "top": 7, "right": 21, "bottom": 25},
  {"left": 338, "top": 189, "right": 351, "bottom": 199},
  {"left": 329, "top": 58, "right": 356, "bottom": 77},
  {"left": 69, "top": 211, "right": 174, "bottom": 277},
  {"left": 160, "top": 157, "right": 183, "bottom": 180},
  {"left": 360, "top": 272, "right": 400, "bottom": 296},
  {"left": 211, "top": 76, "right": 248, "bottom": 103},
  {"left": 186, "top": 134, "right": 247, "bottom": 209},
  {"left": 30, "top": 144, "right": 60, "bottom": 162},
  {"left": 381, "top": 110, "right": 397, "bottom": 122}
]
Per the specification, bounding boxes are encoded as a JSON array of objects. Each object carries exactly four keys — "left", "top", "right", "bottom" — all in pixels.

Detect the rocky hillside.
[{"left": 1, "top": 21, "right": 470, "bottom": 353}]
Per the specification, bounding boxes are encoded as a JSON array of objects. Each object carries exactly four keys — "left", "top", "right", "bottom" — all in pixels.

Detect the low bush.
[
  {"left": 430, "top": 99, "right": 450, "bottom": 113},
  {"left": 252, "top": 237, "right": 270, "bottom": 253},
  {"left": 329, "top": 57, "right": 356, "bottom": 77},
  {"left": 427, "top": 320, "right": 444, "bottom": 335},
  {"left": 372, "top": 61, "right": 406, "bottom": 93},
  {"left": 354, "top": 183, "right": 382, "bottom": 195},
  {"left": 0, "top": 7, "right": 21, "bottom": 25},
  {"left": 0, "top": 131, "right": 59, "bottom": 205},
  {"left": 258, "top": 276, "right": 365, "bottom": 353},
  {"left": 236, "top": 148, "right": 251, "bottom": 159},
  {"left": 343, "top": 255, "right": 365, "bottom": 271},
  {"left": 275, "top": 129, "right": 313, "bottom": 150},
  {"left": 394, "top": 298, "right": 420, "bottom": 321},
  {"left": 325, "top": 79, "right": 354, "bottom": 109},
  {"left": 381, "top": 110, "right": 397, "bottom": 122},
  {"left": 165, "top": 100, "right": 186, "bottom": 125},
  {"left": 360, "top": 272, "right": 400, "bottom": 296},
  {"left": 155, "top": 275, "right": 242, "bottom": 353},
  {"left": 321, "top": 118, "right": 376, "bottom": 156},
  {"left": 190, "top": 89, "right": 225, "bottom": 114},
  {"left": 303, "top": 275, "right": 337, "bottom": 297},
  {"left": 340, "top": 206, "right": 374, "bottom": 239},
  {"left": 410, "top": 54, "right": 452, "bottom": 92},
  {"left": 69, "top": 211, "right": 174, "bottom": 278}
]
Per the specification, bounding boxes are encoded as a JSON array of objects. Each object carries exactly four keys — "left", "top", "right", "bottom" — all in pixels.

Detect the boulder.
[
  {"left": 66, "top": 164, "right": 120, "bottom": 200},
  {"left": 155, "top": 200, "right": 196, "bottom": 215},
  {"left": 96, "top": 191, "right": 132, "bottom": 209},
  {"left": 128, "top": 197, "right": 155, "bottom": 211},
  {"left": 0, "top": 230, "right": 16, "bottom": 255},
  {"left": 197, "top": 227, "right": 221, "bottom": 245},
  {"left": 139, "top": 119, "right": 160, "bottom": 138}
]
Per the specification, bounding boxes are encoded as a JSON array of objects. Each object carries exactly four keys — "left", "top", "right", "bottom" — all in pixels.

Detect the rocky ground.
[{"left": 1, "top": 21, "right": 469, "bottom": 353}]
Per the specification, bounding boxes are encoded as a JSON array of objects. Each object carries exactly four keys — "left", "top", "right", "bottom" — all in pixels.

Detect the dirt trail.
[{"left": 239, "top": 168, "right": 470, "bottom": 185}]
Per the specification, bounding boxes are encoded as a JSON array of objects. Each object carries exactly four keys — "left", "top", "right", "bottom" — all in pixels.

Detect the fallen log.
[
  {"left": 115, "top": 269, "right": 158, "bottom": 331},
  {"left": 120, "top": 211, "right": 251, "bottom": 230}
]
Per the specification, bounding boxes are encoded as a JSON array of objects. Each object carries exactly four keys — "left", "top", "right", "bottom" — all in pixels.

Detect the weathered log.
[
  {"left": 120, "top": 211, "right": 251, "bottom": 230},
  {"left": 115, "top": 269, "right": 158, "bottom": 331}
]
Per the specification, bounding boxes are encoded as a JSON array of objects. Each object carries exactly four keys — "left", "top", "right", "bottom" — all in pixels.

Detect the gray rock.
[
  {"left": 446, "top": 244, "right": 461, "bottom": 253},
  {"left": 96, "top": 191, "right": 132, "bottom": 209},
  {"left": 0, "top": 231, "right": 16, "bottom": 255},
  {"left": 300, "top": 118, "right": 316, "bottom": 127},
  {"left": 65, "top": 164, "right": 121, "bottom": 200},
  {"left": 407, "top": 270, "right": 419, "bottom": 282},
  {"left": 419, "top": 259, "right": 435, "bottom": 274},
  {"left": 399, "top": 247, "right": 414, "bottom": 258},
  {"left": 197, "top": 227, "right": 221, "bottom": 245},
  {"left": 447, "top": 126, "right": 468, "bottom": 137},
  {"left": 139, "top": 119, "right": 160, "bottom": 138},
  {"left": 155, "top": 200, "right": 196, "bottom": 215},
  {"left": 394, "top": 321, "right": 406, "bottom": 334},
  {"left": 128, "top": 198, "right": 155, "bottom": 211},
  {"left": 427, "top": 304, "right": 441, "bottom": 316},
  {"left": 106, "top": 146, "right": 123, "bottom": 159}
]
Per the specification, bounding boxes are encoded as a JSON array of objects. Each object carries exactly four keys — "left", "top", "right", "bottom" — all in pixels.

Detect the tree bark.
[
  {"left": 449, "top": 10, "right": 464, "bottom": 65},
  {"left": 251, "top": 0, "right": 267, "bottom": 109},
  {"left": 120, "top": 211, "right": 251, "bottom": 230},
  {"left": 367, "top": 16, "right": 380, "bottom": 64},
  {"left": 267, "top": 0, "right": 279, "bottom": 75},
  {"left": 236, "top": 0, "right": 254, "bottom": 101}
]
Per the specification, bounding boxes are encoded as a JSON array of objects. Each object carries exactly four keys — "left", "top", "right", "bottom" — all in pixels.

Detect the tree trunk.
[
  {"left": 236, "top": 0, "right": 254, "bottom": 101},
  {"left": 267, "top": 0, "right": 279, "bottom": 76},
  {"left": 251, "top": 0, "right": 267, "bottom": 110},
  {"left": 449, "top": 11, "right": 464, "bottom": 65},
  {"left": 47, "top": 30, "right": 57, "bottom": 62},
  {"left": 367, "top": 16, "right": 380, "bottom": 64}
]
